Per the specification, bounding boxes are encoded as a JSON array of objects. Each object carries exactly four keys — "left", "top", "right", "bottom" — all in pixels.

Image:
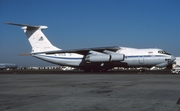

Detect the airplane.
[
  {"left": 6, "top": 22, "right": 176, "bottom": 72},
  {"left": 0, "top": 63, "right": 18, "bottom": 70}
]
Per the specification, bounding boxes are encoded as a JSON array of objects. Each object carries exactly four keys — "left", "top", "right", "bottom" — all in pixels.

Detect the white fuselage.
[{"left": 33, "top": 47, "right": 174, "bottom": 68}]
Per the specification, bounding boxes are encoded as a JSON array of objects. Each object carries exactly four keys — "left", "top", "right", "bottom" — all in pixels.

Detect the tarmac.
[{"left": 0, "top": 71, "right": 180, "bottom": 111}]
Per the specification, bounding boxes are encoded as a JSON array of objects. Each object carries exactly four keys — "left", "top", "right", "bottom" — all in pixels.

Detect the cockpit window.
[{"left": 158, "top": 50, "right": 171, "bottom": 55}]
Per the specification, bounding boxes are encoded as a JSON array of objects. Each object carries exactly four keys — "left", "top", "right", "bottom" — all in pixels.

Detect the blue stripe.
[{"left": 126, "top": 55, "right": 166, "bottom": 58}]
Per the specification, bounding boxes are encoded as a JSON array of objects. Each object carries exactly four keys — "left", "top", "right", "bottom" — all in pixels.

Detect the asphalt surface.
[{"left": 0, "top": 72, "right": 180, "bottom": 111}]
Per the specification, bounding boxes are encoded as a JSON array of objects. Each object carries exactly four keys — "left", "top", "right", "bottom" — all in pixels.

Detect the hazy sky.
[{"left": 0, "top": 0, "right": 180, "bottom": 67}]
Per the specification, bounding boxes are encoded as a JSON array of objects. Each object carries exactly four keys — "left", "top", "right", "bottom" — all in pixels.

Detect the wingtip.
[
  {"left": 4, "top": 22, "right": 11, "bottom": 24},
  {"left": 18, "top": 53, "right": 30, "bottom": 56},
  {"left": 4, "top": 22, "right": 16, "bottom": 25}
]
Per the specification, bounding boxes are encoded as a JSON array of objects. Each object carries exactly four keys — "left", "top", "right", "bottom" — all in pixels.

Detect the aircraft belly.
[
  {"left": 58, "top": 60, "right": 82, "bottom": 66},
  {"left": 33, "top": 54, "right": 82, "bottom": 66}
]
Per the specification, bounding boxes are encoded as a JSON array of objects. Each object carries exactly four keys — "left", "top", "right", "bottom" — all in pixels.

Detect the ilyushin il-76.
[{"left": 6, "top": 23, "right": 175, "bottom": 72}]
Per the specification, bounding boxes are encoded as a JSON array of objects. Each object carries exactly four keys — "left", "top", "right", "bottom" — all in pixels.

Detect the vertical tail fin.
[{"left": 6, "top": 22, "right": 60, "bottom": 53}]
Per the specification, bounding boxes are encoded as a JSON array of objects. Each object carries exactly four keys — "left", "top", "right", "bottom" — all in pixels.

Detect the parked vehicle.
[
  {"left": 171, "top": 57, "right": 180, "bottom": 74},
  {"left": 171, "top": 67, "right": 180, "bottom": 74}
]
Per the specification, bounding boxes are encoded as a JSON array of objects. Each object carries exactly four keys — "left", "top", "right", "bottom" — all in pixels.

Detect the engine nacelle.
[
  {"left": 85, "top": 54, "right": 124, "bottom": 62},
  {"left": 110, "top": 54, "right": 124, "bottom": 61}
]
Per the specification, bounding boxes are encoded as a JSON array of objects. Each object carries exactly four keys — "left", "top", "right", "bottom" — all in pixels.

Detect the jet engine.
[{"left": 85, "top": 54, "right": 124, "bottom": 62}]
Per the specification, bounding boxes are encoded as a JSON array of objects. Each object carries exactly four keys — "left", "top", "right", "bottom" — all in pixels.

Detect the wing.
[{"left": 33, "top": 46, "right": 121, "bottom": 55}]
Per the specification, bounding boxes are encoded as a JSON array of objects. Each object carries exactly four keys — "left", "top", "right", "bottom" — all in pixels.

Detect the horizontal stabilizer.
[{"left": 5, "top": 22, "right": 47, "bottom": 29}]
